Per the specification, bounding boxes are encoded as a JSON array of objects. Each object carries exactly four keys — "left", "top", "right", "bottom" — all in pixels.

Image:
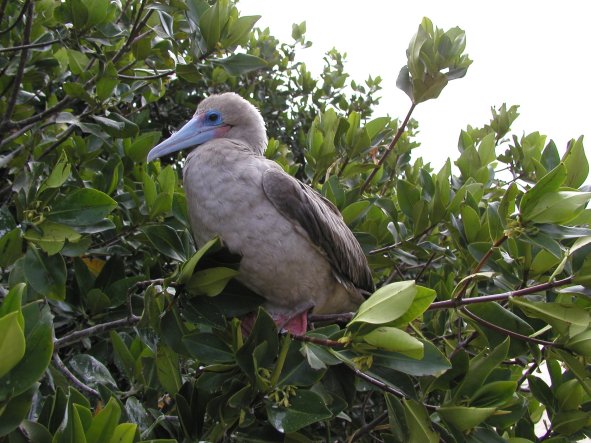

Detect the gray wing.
[{"left": 262, "top": 168, "right": 374, "bottom": 292}]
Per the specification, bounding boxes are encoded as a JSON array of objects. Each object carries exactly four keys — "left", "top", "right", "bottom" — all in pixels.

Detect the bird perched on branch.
[{"left": 147, "top": 93, "right": 373, "bottom": 334}]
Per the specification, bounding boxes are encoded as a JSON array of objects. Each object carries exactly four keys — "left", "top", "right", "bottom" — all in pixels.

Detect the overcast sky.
[{"left": 239, "top": 0, "right": 590, "bottom": 173}]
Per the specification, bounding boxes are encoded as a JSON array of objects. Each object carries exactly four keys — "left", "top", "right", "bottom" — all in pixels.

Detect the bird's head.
[{"left": 147, "top": 92, "right": 267, "bottom": 162}]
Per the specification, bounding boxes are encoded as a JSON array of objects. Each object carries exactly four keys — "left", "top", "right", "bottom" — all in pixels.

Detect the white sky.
[{"left": 239, "top": 0, "right": 590, "bottom": 174}]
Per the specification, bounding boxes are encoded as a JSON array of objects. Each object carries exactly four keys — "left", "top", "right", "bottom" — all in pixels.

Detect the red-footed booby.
[{"left": 147, "top": 92, "right": 373, "bottom": 334}]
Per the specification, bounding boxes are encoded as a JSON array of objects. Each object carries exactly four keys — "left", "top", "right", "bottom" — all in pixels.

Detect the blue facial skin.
[{"left": 146, "top": 108, "right": 228, "bottom": 162}]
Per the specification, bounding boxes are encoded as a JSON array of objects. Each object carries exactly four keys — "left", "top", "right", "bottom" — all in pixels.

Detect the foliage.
[{"left": 1, "top": 1, "right": 591, "bottom": 442}]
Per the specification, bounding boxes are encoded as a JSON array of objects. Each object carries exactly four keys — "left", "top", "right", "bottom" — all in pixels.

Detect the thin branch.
[
  {"left": 415, "top": 252, "right": 437, "bottom": 281},
  {"left": 454, "top": 234, "right": 508, "bottom": 301},
  {"left": 427, "top": 276, "right": 574, "bottom": 311},
  {"left": 1, "top": 1, "right": 33, "bottom": 130},
  {"left": 0, "top": 0, "right": 10, "bottom": 26},
  {"left": 0, "top": 0, "right": 29, "bottom": 35},
  {"left": 516, "top": 358, "right": 542, "bottom": 388},
  {"left": 349, "top": 411, "right": 388, "bottom": 443},
  {"left": 118, "top": 69, "right": 175, "bottom": 80},
  {"left": 359, "top": 103, "right": 416, "bottom": 194},
  {"left": 291, "top": 333, "right": 344, "bottom": 348},
  {"left": 309, "top": 312, "right": 355, "bottom": 324},
  {"left": 369, "top": 223, "right": 437, "bottom": 255},
  {"left": 38, "top": 124, "right": 76, "bottom": 159},
  {"left": 0, "top": 38, "right": 59, "bottom": 53},
  {"left": 54, "top": 315, "right": 141, "bottom": 349},
  {"left": 52, "top": 353, "right": 100, "bottom": 398},
  {"left": 112, "top": 0, "right": 152, "bottom": 64},
  {"left": 460, "top": 307, "right": 560, "bottom": 348},
  {"left": 346, "top": 363, "right": 407, "bottom": 398},
  {"left": 4, "top": 96, "right": 72, "bottom": 131}
]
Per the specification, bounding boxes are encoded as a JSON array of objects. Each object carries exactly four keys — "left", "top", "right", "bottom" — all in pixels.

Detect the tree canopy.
[{"left": 0, "top": 0, "right": 590, "bottom": 442}]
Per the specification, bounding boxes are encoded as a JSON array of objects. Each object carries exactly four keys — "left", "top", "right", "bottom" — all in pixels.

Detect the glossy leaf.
[{"left": 349, "top": 281, "right": 416, "bottom": 325}]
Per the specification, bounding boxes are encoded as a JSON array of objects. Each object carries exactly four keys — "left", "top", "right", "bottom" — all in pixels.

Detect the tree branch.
[
  {"left": 54, "top": 315, "right": 141, "bottom": 350},
  {"left": 349, "top": 411, "right": 388, "bottom": 443},
  {"left": 359, "top": 103, "right": 416, "bottom": 194},
  {"left": 291, "top": 333, "right": 344, "bottom": 348},
  {"left": 52, "top": 352, "right": 100, "bottom": 398},
  {"left": 0, "top": 38, "right": 59, "bottom": 53},
  {"left": 0, "top": 1, "right": 33, "bottom": 131},
  {"left": 460, "top": 307, "right": 560, "bottom": 348},
  {"left": 0, "top": 0, "right": 29, "bottom": 35},
  {"left": 427, "top": 276, "right": 574, "bottom": 311},
  {"left": 118, "top": 69, "right": 175, "bottom": 80}
]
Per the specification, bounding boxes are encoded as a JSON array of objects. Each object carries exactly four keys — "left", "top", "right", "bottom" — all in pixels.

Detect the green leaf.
[
  {"left": 156, "top": 345, "right": 182, "bottom": 394},
  {"left": 521, "top": 190, "right": 591, "bottom": 224},
  {"left": 211, "top": 53, "right": 268, "bottom": 76},
  {"left": 69, "top": 354, "right": 117, "bottom": 389},
  {"left": 126, "top": 132, "right": 162, "bottom": 163},
  {"left": 186, "top": 267, "right": 239, "bottom": 297},
  {"left": 403, "top": 399, "right": 438, "bottom": 443},
  {"left": 266, "top": 390, "right": 332, "bottom": 433},
  {"left": 561, "top": 136, "right": 588, "bottom": 188},
  {"left": 222, "top": 15, "right": 260, "bottom": 47},
  {"left": 372, "top": 340, "right": 451, "bottom": 376},
  {"left": 23, "top": 247, "right": 67, "bottom": 300},
  {"left": 519, "top": 163, "right": 566, "bottom": 219},
  {"left": 0, "top": 302, "right": 53, "bottom": 402},
  {"left": 0, "top": 283, "right": 25, "bottom": 328},
  {"left": 453, "top": 338, "right": 509, "bottom": 401},
  {"left": 0, "top": 384, "right": 38, "bottom": 437},
  {"left": 48, "top": 188, "right": 117, "bottom": 226},
  {"left": 470, "top": 381, "right": 518, "bottom": 407},
  {"left": 438, "top": 406, "right": 497, "bottom": 432},
  {"left": 40, "top": 151, "right": 71, "bottom": 191},
  {"left": 565, "top": 329, "right": 591, "bottom": 356},
  {"left": 86, "top": 397, "right": 121, "bottom": 443},
  {"left": 140, "top": 225, "right": 186, "bottom": 262},
  {"left": 361, "top": 327, "right": 424, "bottom": 358},
  {"left": 0, "top": 228, "right": 22, "bottom": 267},
  {"left": 183, "top": 332, "right": 234, "bottom": 363},
  {"left": 23, "top": 221, "right": 81, "bottom": 255},
  {"left": 108, "top": 423, "right": 137, "bottom": 443},
  {"left": 199, "top": 0, "right": 229, "bottom": 50},
  {"left": 349, "top": 281, "right": 416, "bottom": 326},
  {"left": 96, "top": 62, "right": 118, "bottom": 101},
  {"left": 177, "top": 237, "right": 220, "bottom": 284},
  {"left": 0, "top": 311, "right": 26, "bottom": 378},
  {"left": 511, "top": 298, "right": 590, "bottom": 337}
]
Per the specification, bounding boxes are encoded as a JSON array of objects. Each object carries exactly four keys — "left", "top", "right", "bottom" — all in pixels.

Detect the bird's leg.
[
  {"left": 272, "top": 302, "right": 315, "bottom": 336},
  {"left": 240, "top": 303, "right": 314, "bottom": 336}
]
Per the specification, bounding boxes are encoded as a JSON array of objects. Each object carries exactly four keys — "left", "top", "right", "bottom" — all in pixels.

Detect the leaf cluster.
[{"left": 1, "top": 1, "right": 591, "bottom": 442}]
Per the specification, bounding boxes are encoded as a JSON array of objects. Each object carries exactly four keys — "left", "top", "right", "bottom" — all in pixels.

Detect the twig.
[
  {"left": 54, "top": 315, "right": 141, "bottom": 349},
  {"left": 309, "top": 312, "right": 355, "bottom": 324},
  {"left": 454, "top": 234, "right": 508, "bottom": 301},
  {"left": 369, "top": 223, "right": 437, "bottom": 255},
  {"left": 460, "top": 307, "right": 559, "bottom": 348},
  {"left": 0, "top": 38, "right": 59, "bottom": 53},
  {"left": 427, "top": 276, "right": 573, "bottom": 311},
  {"left": 516, "top": 358, "right": 542, "bottom": 388},
  {"left": 290, "top": 334, "right": 344, "bottom": 348},
  {"left": 4, "top": 96, "right": 72, "bottom": 131},
  {"left": 415, "top": 252, "right": 436, "bottom": 281},
  {"left": 52, "top": 353, "right": 100, "bottom": 398},
  {"left": 118, "top": 69, "right": 175, "bottom": 80},
  {"left": 349, "top": 411, "right": 388, "bottom": 443},
  {"left": 1, "top": 1, "right": 32, "bottom": 130},
  {"left": 0, "top": 0, "right": 29, "bottom": 35},
  {"left": 346, "top": 363, "right": 407, "bottom": 398},
  {"left": 112, "top": 0, "right": 152, "bottom": 64},
  {"left": 359, "top": 103, "right": 416, "bottom": 194}
]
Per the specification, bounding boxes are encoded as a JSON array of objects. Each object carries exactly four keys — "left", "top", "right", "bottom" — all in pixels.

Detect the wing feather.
[{"left": 262, "top": 168, "right": 373, "bottom": 292}]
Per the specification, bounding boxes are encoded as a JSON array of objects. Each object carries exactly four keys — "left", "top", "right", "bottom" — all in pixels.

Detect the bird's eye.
[{"left": 207, "top": 112, "right": 220, "bottom": 123}]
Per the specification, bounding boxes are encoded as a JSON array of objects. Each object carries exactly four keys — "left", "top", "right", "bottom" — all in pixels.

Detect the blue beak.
[{"left": 147, "top": 117, "right": 218, "bottom": 162}]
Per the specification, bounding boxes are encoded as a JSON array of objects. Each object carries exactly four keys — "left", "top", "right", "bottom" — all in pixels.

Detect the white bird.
[{"left": 147, "top": 93, "right": 373, "bottom": 334}]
